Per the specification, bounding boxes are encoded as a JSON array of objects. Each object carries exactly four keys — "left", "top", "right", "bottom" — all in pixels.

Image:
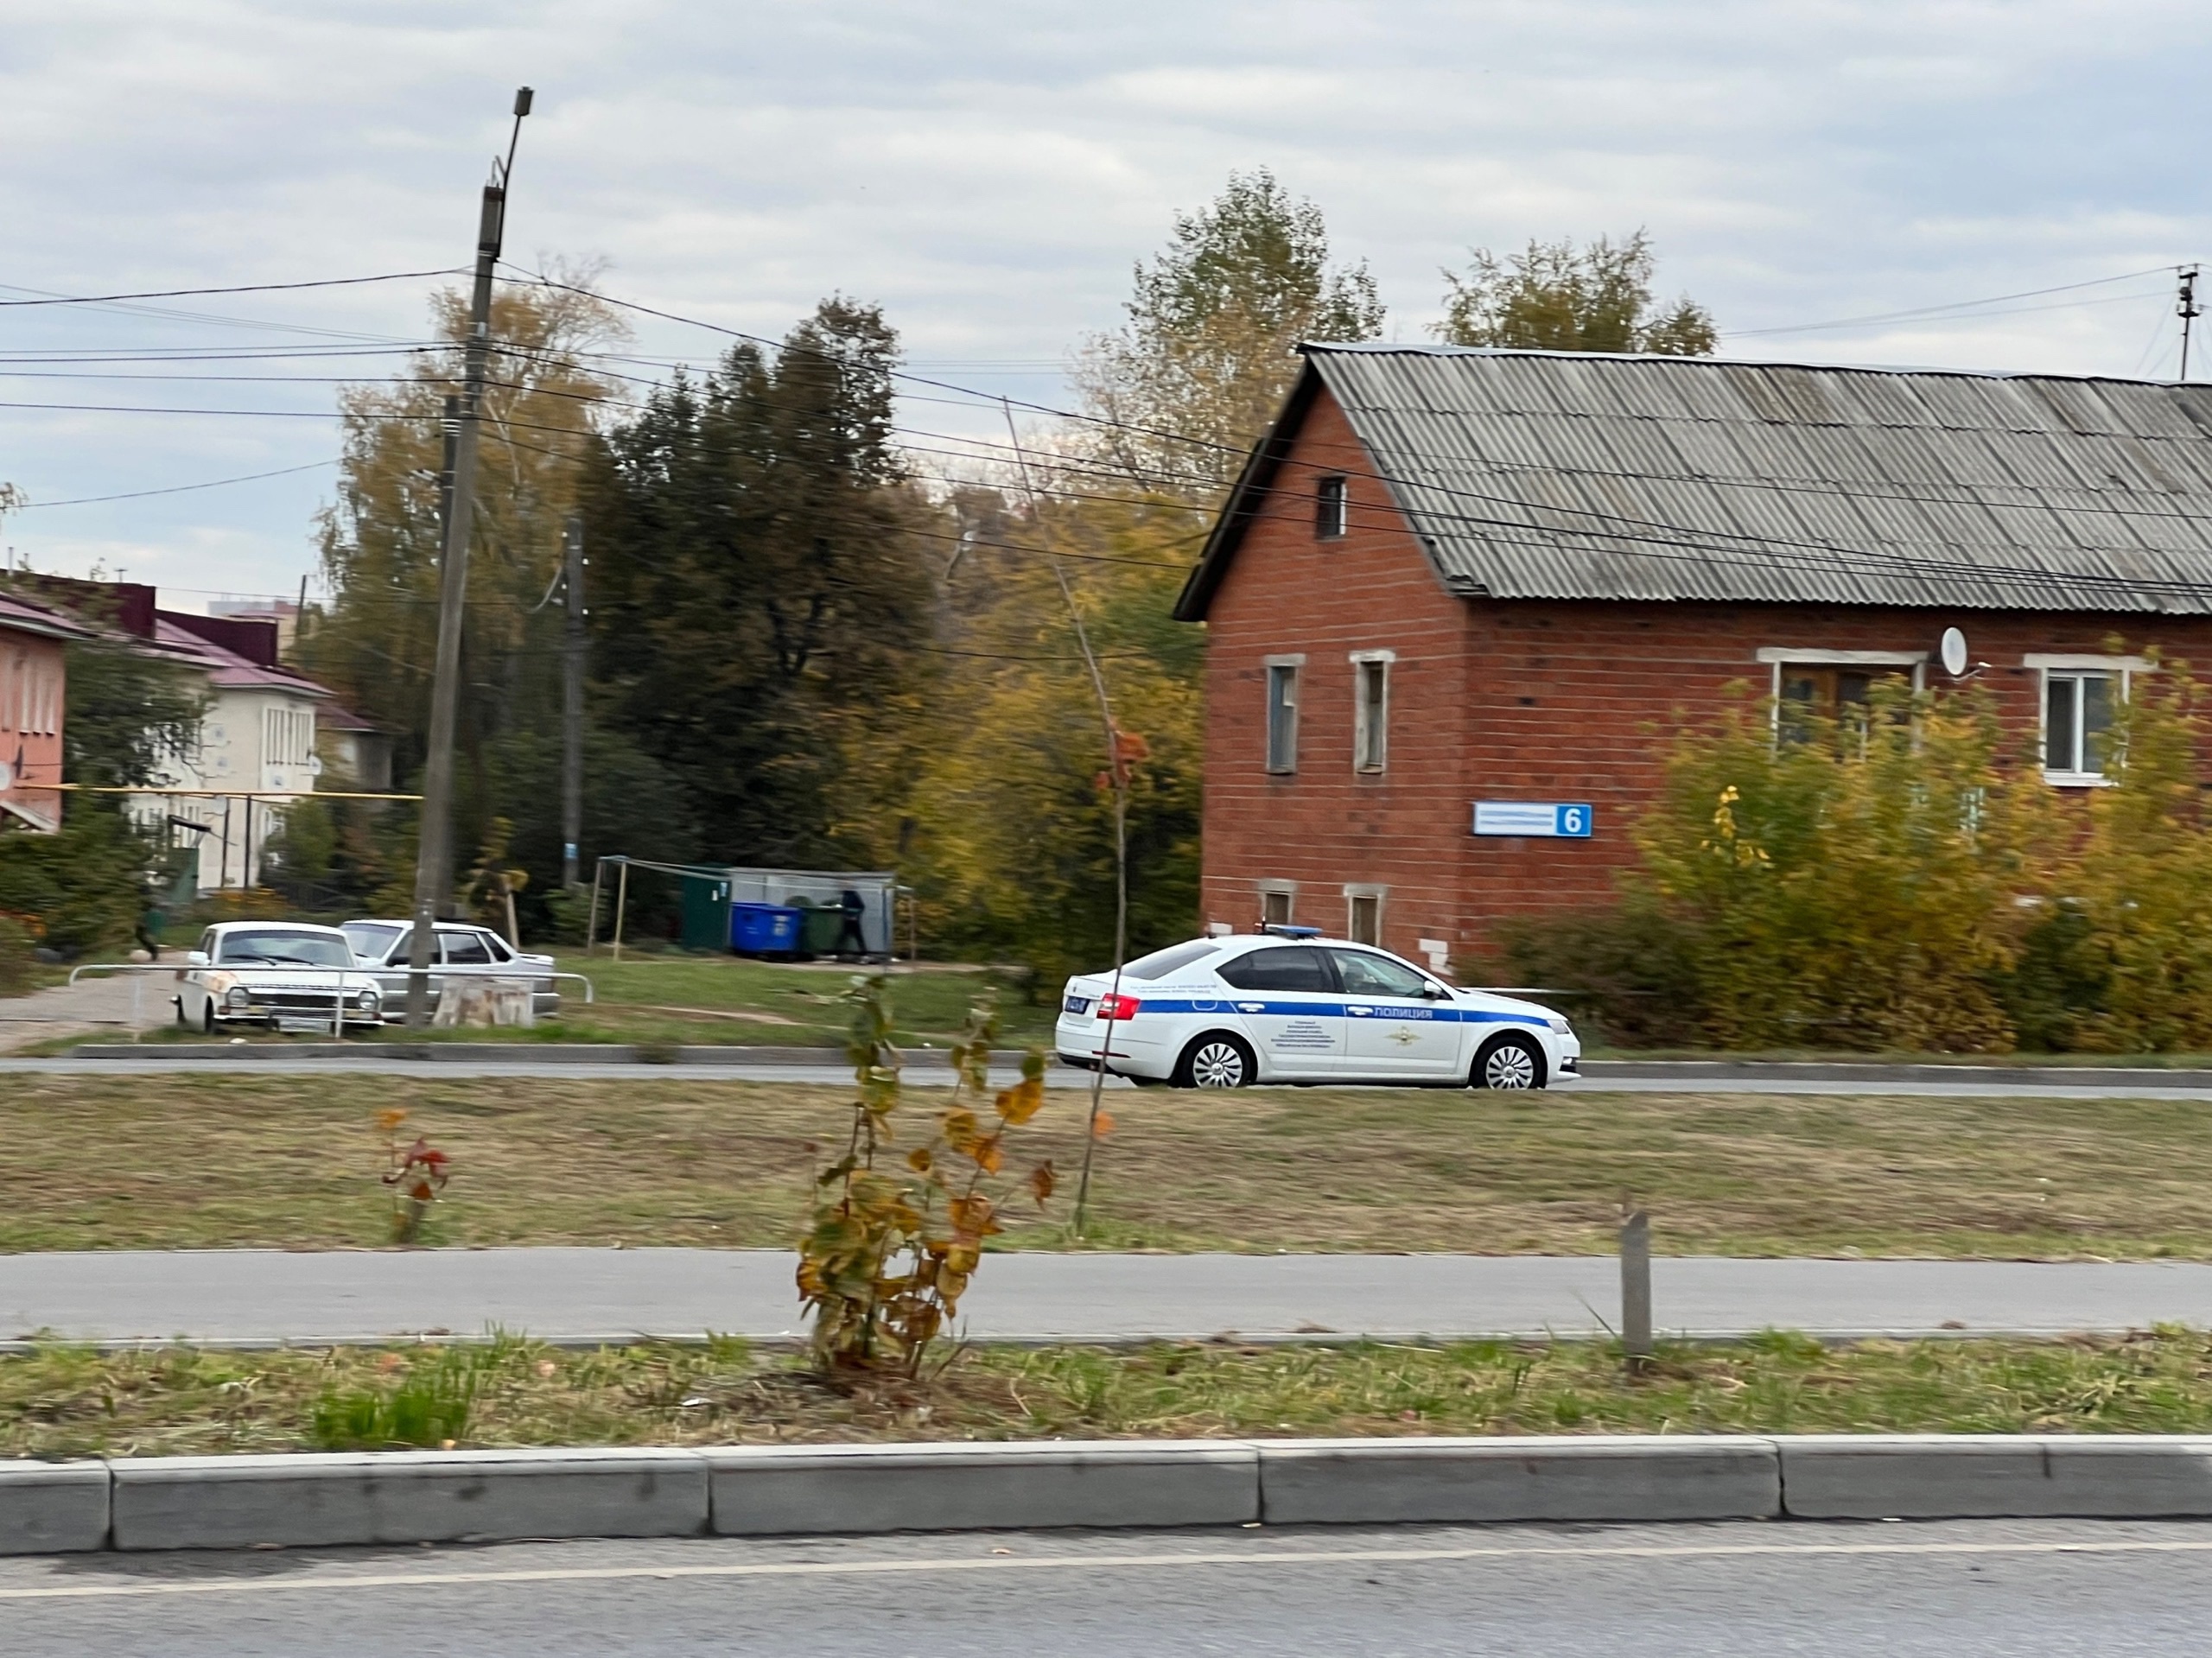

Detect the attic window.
[{"left": 1315, "top": 476, "right": 1348, "bottom": 540}]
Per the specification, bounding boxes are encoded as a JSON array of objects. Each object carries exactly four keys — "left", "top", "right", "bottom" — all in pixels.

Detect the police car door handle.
[
  {"left": 1346, "top": 1004, "right": 1374, "bottom": 1015},
  {"left": 1236, "top": 1002, "right": 1265, "bottom": 1013}
]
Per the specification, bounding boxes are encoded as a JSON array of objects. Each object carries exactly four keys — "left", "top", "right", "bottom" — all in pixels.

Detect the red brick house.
[{"left": 1174, "top": 346, "right": 2212, "bottom": 975}]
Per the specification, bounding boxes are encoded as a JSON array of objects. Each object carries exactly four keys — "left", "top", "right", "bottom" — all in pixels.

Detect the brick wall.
[
  {"left": 1199, "top": 390, "right": 1477, "bottom": 962},
  {"left": 1198, "top": 385, "right": 2212, "bottom": 973}
]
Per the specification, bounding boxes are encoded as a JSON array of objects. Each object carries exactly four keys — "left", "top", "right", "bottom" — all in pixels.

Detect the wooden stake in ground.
[{"left": 1620, "top": 1197, "right": 1653, "bottom": 1374}]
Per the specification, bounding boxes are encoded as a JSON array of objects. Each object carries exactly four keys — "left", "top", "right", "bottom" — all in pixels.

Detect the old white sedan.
[
  {"left": 1056, "top": 930, "right": 1580, "bottom": 1089},
  {"left": 341, "top": 918, "right": 561, "bottom": 1021},
  {"left": 174, "top": 922, "right": 386, "bottom": 1034}
]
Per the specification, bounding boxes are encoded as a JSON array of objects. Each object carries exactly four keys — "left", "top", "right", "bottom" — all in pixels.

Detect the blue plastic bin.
[{"left": 730, "top": 902, "right": 803, "bottom": 956}]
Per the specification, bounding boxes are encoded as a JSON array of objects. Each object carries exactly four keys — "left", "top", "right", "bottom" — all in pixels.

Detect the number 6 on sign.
[{"left": 1472, "top": 801, "right": 1597, "bottom": 838}]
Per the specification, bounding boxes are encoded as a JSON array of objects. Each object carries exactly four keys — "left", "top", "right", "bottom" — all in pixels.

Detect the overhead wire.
[
  {"left": 18, "top": 260, "right": 2212, "bottom": 608},
  {"left": 1719, "top": 267, "right": 2182, "bottom": 339}
]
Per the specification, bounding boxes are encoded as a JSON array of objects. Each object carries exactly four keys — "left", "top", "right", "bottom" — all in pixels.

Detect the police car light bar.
[{"left": 1260, "top": 924, "right": 1324, "bottom": 938}]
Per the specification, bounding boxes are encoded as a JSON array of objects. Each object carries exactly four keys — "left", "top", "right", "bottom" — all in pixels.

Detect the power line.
[
  {"left": 11, "top": 460, "right": 338, "bottom": 509},
  {"left": 0, "top": 269, "right": 467, "bottom": 308},
  {"left": 1720, "top": 267, "right": 2183, "bottom": 339}
]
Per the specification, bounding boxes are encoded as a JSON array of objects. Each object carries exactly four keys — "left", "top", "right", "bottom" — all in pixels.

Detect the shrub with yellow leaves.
[{"left": 797, "top": 975, "right": 1053, "bottom": 1382}]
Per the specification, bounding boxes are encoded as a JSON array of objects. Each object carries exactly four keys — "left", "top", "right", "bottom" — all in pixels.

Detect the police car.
[{"left": 1056, "top": 928, "right": 1580, "bottom": 1089}]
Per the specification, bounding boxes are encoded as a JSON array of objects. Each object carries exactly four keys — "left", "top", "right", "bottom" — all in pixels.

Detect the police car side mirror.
[
  {"left": 1421, "top": 984, "right": 1448, "bottom": 1000},
  {"left": 185, "top": 950, "right": 209, "bottom": 968}
]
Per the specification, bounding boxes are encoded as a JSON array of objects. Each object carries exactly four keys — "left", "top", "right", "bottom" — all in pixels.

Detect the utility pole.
[
  {"left": 560, "top": 512, "right": 586, "bottom": 890},
  {"left": 2181, "top": 265, "right": 2202, "bottom": 383},
  {"left": 404, "top": 86, "right": 533, "bottom": 1027}
]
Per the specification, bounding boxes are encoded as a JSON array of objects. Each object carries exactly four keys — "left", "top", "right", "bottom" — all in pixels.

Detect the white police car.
[{"left": 1056, "top": 928, "right": 1580, "bottom": 1089}]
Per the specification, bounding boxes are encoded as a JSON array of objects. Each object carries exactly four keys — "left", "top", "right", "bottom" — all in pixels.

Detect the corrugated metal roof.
[{"left": 1282, "top": 346, "right": 2212, "bottom": 613}]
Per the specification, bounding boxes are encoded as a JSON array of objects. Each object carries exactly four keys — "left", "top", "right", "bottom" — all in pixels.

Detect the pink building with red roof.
[
  {"left": 10, "top": 576, "right": 334, "bottom": 886},
  {"left": 0, "top": 591, "right": 87, "bottom": 832}
]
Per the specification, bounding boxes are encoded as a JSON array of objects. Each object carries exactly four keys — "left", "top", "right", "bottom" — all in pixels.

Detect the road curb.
[
  {"left": 60, "top": 1044, "right": 1002, "bottom": 1066},
  {"left": 1579, "top": 1059, "right": 2212, "bottom": 1089},
  {"left": 18, "top": 1435, "right": 2212, "bottom": 1553}
]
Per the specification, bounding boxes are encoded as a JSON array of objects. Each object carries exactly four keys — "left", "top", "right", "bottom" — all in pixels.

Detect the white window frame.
[
  {"left": 1315, "top": 475, "right": 1348, "bottom": 540},
  {"left": 1343, "top": 883, "right": 1386, "bottom": 946},
  {"left": 1350, "top": 649, "right": 1394, "bottom": 773},
  {"left": 1756, "top": 647, "right": 1927, "bottom": 744},
  {"left": 2026, "top": 654, "right": 2153, "bottom": 786},
  {"left": 1264, "top": 654, "right": 1303, "bottom": 775}
]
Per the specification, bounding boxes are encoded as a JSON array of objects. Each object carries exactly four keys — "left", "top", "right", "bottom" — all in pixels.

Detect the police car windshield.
[{"left": 1118, "top": 940, "right": 1222, "bottom": 981}]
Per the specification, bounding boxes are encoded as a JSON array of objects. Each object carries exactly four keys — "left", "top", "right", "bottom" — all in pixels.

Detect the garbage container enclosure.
[{"left": 729, "top": 869, "right": 897, "bottom": 959}]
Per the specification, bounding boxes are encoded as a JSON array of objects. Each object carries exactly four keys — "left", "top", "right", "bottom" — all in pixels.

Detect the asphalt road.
[
  {"left": 14, "top": 1052, "right": 2212, "bottom": 1098},
  {"left": 10, "top": 1520, "right": 2212, "bottom": 1655},
  {"left": 14, "top": 1248, "right": 2212, "bottom": 1346}
]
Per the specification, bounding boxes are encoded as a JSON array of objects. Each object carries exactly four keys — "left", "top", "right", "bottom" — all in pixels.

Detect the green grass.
[
  {"left": 14, "top": 1073, "right": 2212, "bottom": 1260},
  {"left": 13, "top": 1330, "right": 2212, "bottom": 1459}
]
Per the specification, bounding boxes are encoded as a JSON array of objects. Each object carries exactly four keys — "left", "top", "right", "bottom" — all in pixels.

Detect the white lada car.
[
  {"left": 174, "top": 921, "right": 386, "bottom": 1034},
  {"left": 1056, "top": 930, "right": 1580, "bottom": 1089}
]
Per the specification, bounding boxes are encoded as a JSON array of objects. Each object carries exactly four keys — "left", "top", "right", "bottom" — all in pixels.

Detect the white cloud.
[{"left": 0, "top": 0, "right": 2206, "bottom": 597}]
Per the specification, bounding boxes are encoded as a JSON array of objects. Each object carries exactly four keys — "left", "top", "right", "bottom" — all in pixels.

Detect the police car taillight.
[{"left": 1095, "top": 994, "right": 1141, "bottom": 1020}]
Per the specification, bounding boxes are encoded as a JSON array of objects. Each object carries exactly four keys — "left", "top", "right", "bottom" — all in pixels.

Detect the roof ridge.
[{"left": 1298, "top": 340, "right": 2212, "bottom": 391}]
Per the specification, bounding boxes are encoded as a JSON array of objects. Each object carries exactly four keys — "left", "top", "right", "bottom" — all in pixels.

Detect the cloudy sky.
[{"left": 1, "top": 0, "right": 2206, "bottom": 606}]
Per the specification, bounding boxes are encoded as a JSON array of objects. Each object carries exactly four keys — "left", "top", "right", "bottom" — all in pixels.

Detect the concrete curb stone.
[
  {"left": 1778, "top": 1434, "right": 2212, "bottom": 1519},
  {"left": 706, "top": 1439, "right": 1260, "bottom": 1534},
  {"left": 0, "top": 1461, "right": 111, "bottom": 1554},
  {"left": 25, "top": 1434, "right": 2212, "bottom": 1553},
  {"left": 1258, "top": 1436, "right": 1781, "bottom": 1525},
  {"left": 108, "top": 1447, "right": 709, "bottom": 1551}
]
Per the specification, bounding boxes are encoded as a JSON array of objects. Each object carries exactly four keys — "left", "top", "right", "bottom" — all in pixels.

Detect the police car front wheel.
[
  {"left": 1474, "top": 1034, "right": 1545, "bottom": 1090},
  {"left": 1174, "top": 1034, "right": 1255, "bottom": 1089}
]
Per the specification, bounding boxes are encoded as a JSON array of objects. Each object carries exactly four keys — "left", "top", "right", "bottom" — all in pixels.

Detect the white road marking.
[{"left": 4, "top": 1535, "right": 2209, "bottom": 1602}]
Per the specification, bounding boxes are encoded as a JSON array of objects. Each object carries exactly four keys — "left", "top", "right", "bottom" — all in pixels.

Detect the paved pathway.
[
  {"left": 10, "top": 1248, "right": 2212, "bottom": 1347},
  {"left": 0, "top": 969, "right": 172, "bottom": 1052},
  {"left": 16, "top": 1052, "right": 2212, "bottom": 1097}
]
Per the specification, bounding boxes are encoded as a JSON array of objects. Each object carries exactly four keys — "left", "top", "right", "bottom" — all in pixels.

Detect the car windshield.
[
  {"left": 216, "top": 930, "right": 353, "bottom": 968},
  {"left": 341, "top": 923, "right": 404, "bottom": 962},
  {"left": 1118, "top": 940, "right": 1222, "bottom": 981}
]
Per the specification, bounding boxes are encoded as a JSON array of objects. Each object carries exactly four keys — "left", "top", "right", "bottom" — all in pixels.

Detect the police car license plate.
[{"left": 1063, "top": 995, "right": 1090, "bottom": 1014}]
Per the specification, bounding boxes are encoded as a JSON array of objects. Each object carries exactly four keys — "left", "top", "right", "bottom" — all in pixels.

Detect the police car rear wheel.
[
  {"left": 1475, "top": 1034, "right": 1543, "bottom": 1090},
  {"left": 1176, "top": 1035, "right": 1254, "bottom": 1089}
]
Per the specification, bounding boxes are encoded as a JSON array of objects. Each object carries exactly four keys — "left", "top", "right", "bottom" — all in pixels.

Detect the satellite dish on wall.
[{"left": 1940, "top": 626, "right": 1969, "bottom": 677}]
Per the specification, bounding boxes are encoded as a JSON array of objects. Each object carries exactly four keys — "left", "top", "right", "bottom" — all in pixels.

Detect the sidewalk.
[
  {"left": 9, "top": 1248, "right": 2212, "bottom": 1347},
  {"left": 0, "top": 969, "right": 173, "bottom": 1053}
]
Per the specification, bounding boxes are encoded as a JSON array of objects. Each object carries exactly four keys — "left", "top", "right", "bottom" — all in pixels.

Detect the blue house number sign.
[{"left": 1471, "top": 801, "right": 1595, "bottom": 838}]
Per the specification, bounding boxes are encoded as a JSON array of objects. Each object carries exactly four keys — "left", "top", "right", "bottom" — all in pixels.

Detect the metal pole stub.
[{"left": 1620, "top": 1207, "right": 1654, "bottom": 1369}]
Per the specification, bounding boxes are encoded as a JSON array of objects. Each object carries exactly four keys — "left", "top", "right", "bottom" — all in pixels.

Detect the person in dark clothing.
[
  {"left": 836, "top": 888, "right": 868, "bottom": 960},
  {"left": 135, "top": 899, "right": 164, "bottom": 962}
]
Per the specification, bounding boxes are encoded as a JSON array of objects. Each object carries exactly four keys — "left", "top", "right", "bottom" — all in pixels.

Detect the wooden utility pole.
[
  {"left": 405, "top": 87, "right": 533, "bottom": 1027},
  {"left": 560, "top": 512, "right": 586, "bottom": 890}
]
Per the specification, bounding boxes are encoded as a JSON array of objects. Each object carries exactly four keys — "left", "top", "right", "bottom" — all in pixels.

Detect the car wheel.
[
  {"left": 199, "top": 999, "right": 216, "bottom": 1037},
  {"left": 173, "top": 996, "right": 188, "bottom": 1030},
  {"left": 1473, "top": 1033, "right": 1544, "bottom": 1090},
  {"left": 1174, "top": 1033, "right": 1255, "bottom": 1089}
]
